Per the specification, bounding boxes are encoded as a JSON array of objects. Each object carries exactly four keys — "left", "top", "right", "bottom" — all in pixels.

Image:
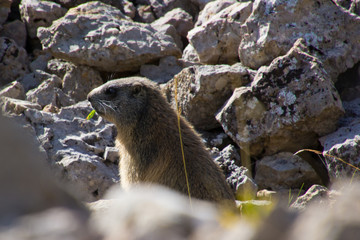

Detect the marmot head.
[{"left": 87, "top": 77, "right": 156, "bottom": 129}]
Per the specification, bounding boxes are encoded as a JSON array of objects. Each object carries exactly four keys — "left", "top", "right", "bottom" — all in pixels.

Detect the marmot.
[{"left": 87, "top": 77, "right": 235, "bottom": 204}]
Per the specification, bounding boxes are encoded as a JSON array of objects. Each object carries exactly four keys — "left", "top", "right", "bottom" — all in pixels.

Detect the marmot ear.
[{"left": 132, "top": 83, "right": 143, "bottom": 96}]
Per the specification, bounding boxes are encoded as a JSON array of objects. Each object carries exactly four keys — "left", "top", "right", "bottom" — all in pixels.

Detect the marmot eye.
[{"left": 105, "top": 87, "right": 116, "bottom": 95}]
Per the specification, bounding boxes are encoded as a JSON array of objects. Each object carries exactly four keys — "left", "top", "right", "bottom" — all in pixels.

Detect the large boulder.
[
  {"left": 255, "top": 152, "right": 322, "bottom": 191},
  {"left": 187, "top": 1, "right": 253, "bottom": 64},
  {"left": 239, "top": 0, "right": 360, "bottom": 81},
  {"left": 0, "top": 114, "right": 85, "bottom": 224},
  {"left": 0, "top": 113, "right": 95, "bottom": 240},
  {"left": 152, "top": 8, "right": 194, "bottom": 39},
  {"left": 216, "top": 39, "right": 344, "bottom": 156},
  {"left": 165, "top": 63, "right": 253, "bottom": 130},
  {"left": 194, "top": 0, "right": 237, "bottom": 27},
  {"left": 37, "top": 1, "right": 181, "bottom": 73},
  {"left": 21, "top": 101, "right": 119, "bottom": 201},
  {"left": 19, "top": 0, "right": 67, "bottom": 38}
]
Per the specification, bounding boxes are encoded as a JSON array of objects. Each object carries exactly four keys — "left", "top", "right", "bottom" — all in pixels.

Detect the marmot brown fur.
[{"left": 87, "top": 77, "right": 235, "bottom": 204}]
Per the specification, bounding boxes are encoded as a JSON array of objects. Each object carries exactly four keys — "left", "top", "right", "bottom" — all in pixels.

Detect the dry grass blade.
[
  {"left": 295, "top": 149, "right": 360, "bottom": 172},
  {"left": 174, "top": 75, "right": 192, "bottom": 209}
]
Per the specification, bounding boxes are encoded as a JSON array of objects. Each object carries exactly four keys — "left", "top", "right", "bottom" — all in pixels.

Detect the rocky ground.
[{"left": 1, "top": 0, "right": 360, "bottom": 239}]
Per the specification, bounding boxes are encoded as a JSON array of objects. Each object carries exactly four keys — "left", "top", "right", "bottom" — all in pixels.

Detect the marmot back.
[{"left": 87, "top": 77, "right": 235, "bottom": 204}]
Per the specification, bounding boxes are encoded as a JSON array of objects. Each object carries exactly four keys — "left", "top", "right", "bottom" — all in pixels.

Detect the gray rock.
[
  {"left": 30, "top": 52, "right": 52, "bottom": 72},
  {"left": 195, "top": 0, "right": 237, "bottom": 27},
  {"left": 152, "top": 8, "right": 194, "bottom": 38},
  {"left": 118, "top": 0, "right": 136, "bottom": 19},
  {"left": 53, "top": 0, "right": 133, "bottom": 12},
  {"left": 216, "top": 39, "right": 344, "bottom": 156},
  {"left": 319, "top": 120, "right": 360, "bottom": 180},
  {"left": 19, "top": 0, "right": 67, "bottom": 38},
  {"left": 0, "top": 207, "right": 97, "bottom": 240},
  {"left": 214, "top": 144, "right": 241, "bottom": 167},
  {"left": 25, "top": 72, "right": 73, "bottom": 108},
  {"left": 151, "top": 22, "right": 183, "bottom": 49},
  {"left": 290, "top": 185, "right": 330, "bottom": 211},
  {"left": 140, "top": 56, "right": 183, "bottom": 83},
  {"left": 104, "top": 146, "right": 119, "bottom": 163},
  {"left": 255, "top": 152, "right": 322, "bottom": 191},
  {"left": 182, "top": 44, "right": 200, "bottom": 63},
  {"left": 23, "top": 101, "right": 119, "bottom": 201},
  {"left": 203, "top": 131, "right": 232, "bottom": 149},
  {"left": 0, "top": 37, "right": 30, "bottom": 87},
  {"left": 1, "top": 97, "right": 42, "bottom": 115},
  {"left": 335, "top": 0, "right": 352, "bottom": 9},
  {"left": 90, "top": 185, "right": 231, "bottom": 240},
  {"left": 47, "top": 59, "right": 103, "bottom": 102},
  {"left": 239, "top": 0, "right": 360, "bottom": 81},
  {"left": 350, "top": 0, "right": 360, "bottom": 15},
  {"left": 19, "top": 70, "right": 57, "bottom": 92},
  {"left": 0, "top": 114, "right": 85, "bottom": 225},
  {"left": 251, "top": 182, "right": 359, "bottom": 240},
  {"left": 37, "top": 1, "right": 181, "bottom": 73},
  {"left": 336, "top": 0, "right": 360, "bottom": 15},
  {"left": 339, "top": 98, "right": 360, "bottom": 126},
  {"left": 135, "top": 4, "right": 156, "bottom": 23},
  {"left": 0, "top": 20, "right": 27, "bottom": 48},
  {"left": 188, "top": 1, "right": 253, "bottom": 64},
  {"left": 288, "top": 182, "right": 358, "bottom": 240},
  {"left": 149, "top": 0, "right": 198, "bottom": 18},
  {"left": 215, "top": 145, "right": 258, "bottom": 200},
  {"left": 52, "top": 0, "right": 136, "bottom": 19},
  {"left": 0, "top": 81, "right": 25, "bottom": 100},
  {"left": 87, "top": 173, "right": 260, "bottom": 239},
  {"left": 165, "top": 63, "right": 253, "bottom": 130},
  {"left": 62, "top": 67, "right": 103, "bottom": 102},
  {"left": 47, "top": 58, "right": 71, "bottom": 78}
]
